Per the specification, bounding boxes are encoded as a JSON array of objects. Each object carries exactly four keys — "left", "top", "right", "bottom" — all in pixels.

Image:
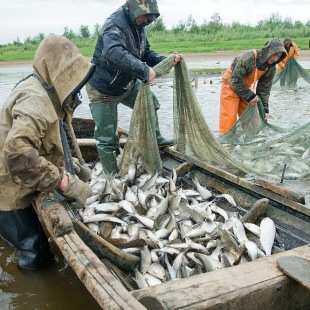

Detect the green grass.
[{"left": 0, "top": 37, "right": 309, "bottom": 65}]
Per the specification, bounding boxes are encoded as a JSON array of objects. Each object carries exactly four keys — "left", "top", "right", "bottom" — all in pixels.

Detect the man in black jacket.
[{"left": 86, "top": 0, "right": 180, "bottom": 174}]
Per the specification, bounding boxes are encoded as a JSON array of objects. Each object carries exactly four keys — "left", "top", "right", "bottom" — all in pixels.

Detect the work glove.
[
  {"left": 63, "top": 172, "right": 93, "bottom": 208},
  {"left": 72, "top": 157, "right": 92, "bottom": 182}
]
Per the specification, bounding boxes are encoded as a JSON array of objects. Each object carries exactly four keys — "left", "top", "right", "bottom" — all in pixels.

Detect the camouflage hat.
[{"left": 126, "top": 0, "right": 160, "bottom": 23}]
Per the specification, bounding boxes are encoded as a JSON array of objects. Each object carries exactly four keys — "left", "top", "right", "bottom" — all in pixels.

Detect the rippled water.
[{"left": 1, "top": 62, "right": 310, "bottom": 309}]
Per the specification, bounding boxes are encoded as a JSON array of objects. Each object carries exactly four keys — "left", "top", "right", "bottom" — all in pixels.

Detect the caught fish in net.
[
  {"left": 218, "top": 100, "right": 288, "bottom": 146},
  {"left": 273, "top": 57, "right": 310, "bottom": 88}
]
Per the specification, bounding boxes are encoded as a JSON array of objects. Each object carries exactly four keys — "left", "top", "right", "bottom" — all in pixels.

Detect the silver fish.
[
  {"left": 144, "top": 272, "right": 162, "bottom": 286},
  {"left": 148, "top": 262, "right": 167, "bottom": 281},
  {"left": 140, "top": 245, "right": 152, "bottom": 275},
  {"left": 259, "top": 217, "right": 276, "bottom": 256},
  {"left": 192, "top": 176, "right": 212, "bottom": 200}
]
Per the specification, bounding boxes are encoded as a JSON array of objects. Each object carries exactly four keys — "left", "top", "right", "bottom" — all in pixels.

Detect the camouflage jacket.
[
  {"left": 229, "top": 38, "right": 286, "bottom": 112},
  {"left": 0, "top": 34, "right": 94, "bottom": 211},
  {"left": 88, "top": 0, "right": 165, "bottom": 96}
]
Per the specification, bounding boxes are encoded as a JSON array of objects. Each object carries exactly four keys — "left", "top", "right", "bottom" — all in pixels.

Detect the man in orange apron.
[
  {"left": 278, "top": 37, "right": 299, "bottom": 87},
  {"left": 278, "top": 37, "right": 299, "bottom": 71},
  {"left": 219, "top": 38, "right": 287, "bottom": 135}
]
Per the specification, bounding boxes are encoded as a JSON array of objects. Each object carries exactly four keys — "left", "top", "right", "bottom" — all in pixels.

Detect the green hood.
[{"left": 125, "top": 0, "right": 160, "bottom": 24}]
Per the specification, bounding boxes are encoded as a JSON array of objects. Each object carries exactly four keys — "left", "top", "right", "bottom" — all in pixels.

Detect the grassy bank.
[{"left": 1, "top": 37, "right": 310, "bottom": 63}]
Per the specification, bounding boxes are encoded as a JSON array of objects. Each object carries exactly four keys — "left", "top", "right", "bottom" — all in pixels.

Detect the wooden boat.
[{"left": 33, "top": 118, "right": 310, "bottom": 309}]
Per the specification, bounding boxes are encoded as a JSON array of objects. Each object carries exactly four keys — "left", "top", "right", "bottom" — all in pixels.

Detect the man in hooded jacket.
[
  {"left": 278, "top": 37, "right": 299, "bottom": 71},
  {"left": 86, "top": 0, "right": 180, "bottom": 174},
  {"left": 219, "top": 38, "right": 287, "bottom": 135},
  {"left": 0, "top": 34, "right": 95, "bottom": 270},
  {"left": 278, "top": 37, "right": 299, "bottom": 87}
]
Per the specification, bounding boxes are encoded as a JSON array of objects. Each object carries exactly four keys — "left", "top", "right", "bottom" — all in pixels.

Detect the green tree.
[
  {"left": 147, "top": 17, "right": 166, "bottom": 32},
  {"left": 80, "top": 25, "right": 90, "bottom": 38},
  {"left": 93, "top": 23, "right": 101, "bottom": 37},
  {"left": 63, "top": 26, "right": 76, "bottom": 39}
]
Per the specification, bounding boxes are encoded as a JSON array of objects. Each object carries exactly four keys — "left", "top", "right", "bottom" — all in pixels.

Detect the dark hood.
[{"left": 259, "top": 38, "right": 287, "bottom": 67}]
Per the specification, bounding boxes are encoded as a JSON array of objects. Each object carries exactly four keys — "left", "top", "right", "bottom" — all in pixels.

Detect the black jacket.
[{"left": 88, "top": 5, "right": 165, "bottom": 96}]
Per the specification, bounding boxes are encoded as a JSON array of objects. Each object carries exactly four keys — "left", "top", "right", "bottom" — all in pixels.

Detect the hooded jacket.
[
  {"left": 229, "top": 38, "right": 287, "bottom": 112},
  {"left": 278, "top": 37, "right": 299, "bottom": 70},
  {"left": 0, "top": 34, "right": 95, "bottom": 211},
  {"left": 88, "top": 0, "right": 165, "bottom": 96}
]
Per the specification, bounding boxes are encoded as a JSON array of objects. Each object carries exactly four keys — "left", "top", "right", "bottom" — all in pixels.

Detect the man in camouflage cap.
[
  {"left": 86, "top": 0, "right": 180, "bottom": 174},
  {"left": 219, "top": 38, "right": 287, "bottom": 134}
]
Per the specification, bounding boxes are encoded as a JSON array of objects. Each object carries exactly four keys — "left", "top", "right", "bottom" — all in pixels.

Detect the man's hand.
[
  {"left": 60, "top": 172, "right": 93, "bottom": 208},
  {"left": 147, "top": 67, "right": 156, "bottom": 84},
  {"left": 173, "top": 52, "right": 181, "bottom": 66},
  {"left": 249, "top": 95, "right": 260, "bottom": 105},
  {"left": 72, "top": 157, "right": 92, "bottom": 182}
]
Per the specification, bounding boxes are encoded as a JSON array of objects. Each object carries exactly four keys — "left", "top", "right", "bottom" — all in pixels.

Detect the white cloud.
[{"left": 0, "top": 0, "right": 309, "bottom": 44}]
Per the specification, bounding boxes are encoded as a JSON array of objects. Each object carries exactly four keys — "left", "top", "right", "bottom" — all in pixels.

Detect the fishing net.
[
  {"left": 118, "top": 55, "right": 175, "bottom": 177},
  {"left": 119, "top": 54, "right": 310, "bottom": 182},
  {"left": 214, "top": 53, "right": 310, "bottom": 181},
  {"left": 230, "top": 120, "right": 310, "bottom": 180},
  {"left": 273, "top": 57, "right": 310, "bottom": 87},
  {"left": 172, "top": 58, "right": 250, "bottom": 174},
  {"left": 119, "top": 55, "right": 251, "bottom": 177},
  {"left": 218, "top": 100, "right": 288, "bottom": 146}
]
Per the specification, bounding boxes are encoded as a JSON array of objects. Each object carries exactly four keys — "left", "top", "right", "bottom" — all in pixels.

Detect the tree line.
[{"left": 2, "top": 12, "right": 310, "bottom": 48}]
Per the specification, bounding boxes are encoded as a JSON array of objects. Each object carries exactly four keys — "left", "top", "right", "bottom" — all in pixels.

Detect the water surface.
[{"left": 1, "top": 61, "right": 310, "bottom": 309}]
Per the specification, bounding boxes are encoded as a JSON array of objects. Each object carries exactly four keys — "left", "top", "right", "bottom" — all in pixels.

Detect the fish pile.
[{"left": 79, "top": 161, "right": 279, "bottom": 289}]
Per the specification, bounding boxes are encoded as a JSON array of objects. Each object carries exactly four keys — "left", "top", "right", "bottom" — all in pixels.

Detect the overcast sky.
[{"left": 1, "top": 0, "right": 309, "bottom": 45}]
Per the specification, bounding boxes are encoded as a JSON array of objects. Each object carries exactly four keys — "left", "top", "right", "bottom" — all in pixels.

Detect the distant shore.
[{"left": 1, "top": 50, "right": 310, "bottom": 68}]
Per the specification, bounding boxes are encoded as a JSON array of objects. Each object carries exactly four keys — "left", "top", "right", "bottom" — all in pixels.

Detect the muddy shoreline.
[{"left": 1, "top": 50, "right": 310, "bottom": 68}]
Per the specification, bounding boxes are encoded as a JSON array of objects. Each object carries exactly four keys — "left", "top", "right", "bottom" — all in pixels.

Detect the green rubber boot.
[
  {"left": 89, "top": 102, "right": 119, "bottom": 174},
  {"left": 155, "top": 113, "right": 174, "bottom": 147}
]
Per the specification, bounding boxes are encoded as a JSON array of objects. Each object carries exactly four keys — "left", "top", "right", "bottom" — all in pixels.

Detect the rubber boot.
[
  {"left": 89, "top": 102, "right": 119, "bottom": 174},
  {"left": 0, "top": 206, "right": 54, "bottom": 270},
  {"left": 155, "top": 113, "right": 174, "bottom": 147}
]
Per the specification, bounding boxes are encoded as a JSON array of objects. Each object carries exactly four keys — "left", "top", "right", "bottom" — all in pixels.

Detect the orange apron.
[{"left": 219, "top": 50, "right": 267, "bottom": 134}]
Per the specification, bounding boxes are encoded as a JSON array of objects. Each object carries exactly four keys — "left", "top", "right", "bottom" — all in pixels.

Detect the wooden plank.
[
  {"left": 277, "top": 256, "right": 310, "bottom": 289},
  {"left": 66, "top": 232, "right": 145, "bottom": 310},
  {"left": 132, "top": 245, "right": 310, "bottom": 309},
  {"left": 34, "top": 193, "right": 73, "bottom": 237},
  {"left": 72, "top": 219, "right": 140, "bottom": 270}
]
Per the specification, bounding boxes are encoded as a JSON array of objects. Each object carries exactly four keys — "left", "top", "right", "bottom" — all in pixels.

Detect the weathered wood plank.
[
  {"left": 34, "top": 192, "right": 73, "bottom": 237},
  {"left": 132, "top": 245, "right": 310, "bottom": 310}
]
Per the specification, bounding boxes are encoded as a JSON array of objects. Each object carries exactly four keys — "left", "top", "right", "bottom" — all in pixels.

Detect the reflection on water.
[{"left": 1, "top": 63, "right": 310, "bottom": 308}]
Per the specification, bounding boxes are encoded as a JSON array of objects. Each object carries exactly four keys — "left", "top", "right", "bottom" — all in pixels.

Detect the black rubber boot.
[
  {"left": 0, "top": 206, "right": 54, "bottom": 270},
  {"left": 155, "top": 113, "right": 174, "bottom": 147}
]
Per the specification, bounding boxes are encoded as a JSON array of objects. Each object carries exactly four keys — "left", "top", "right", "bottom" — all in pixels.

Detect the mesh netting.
[
  {"left": 119, "top": 55, "right": 251, "bottom": 177},
  {"left": 230, "top": 120, "right": 310, "bottom": 180},
  {"left": 118, "top": 55, "right": 176, "bottom": 177},
  {"left": 273, "top": 57, "right": 310, "bottom": 87},
  {"left": 216, "top": 56, "right": 310, "bottom": 180},
  {"left": 218, "top": 100, "right": 288, "bottom": 146},
  {"left": 172, "top": 58, "right": 250, "bottom": 174},
  {"left": 119, "top": 54, "right": 310, "bottom": 182}
]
